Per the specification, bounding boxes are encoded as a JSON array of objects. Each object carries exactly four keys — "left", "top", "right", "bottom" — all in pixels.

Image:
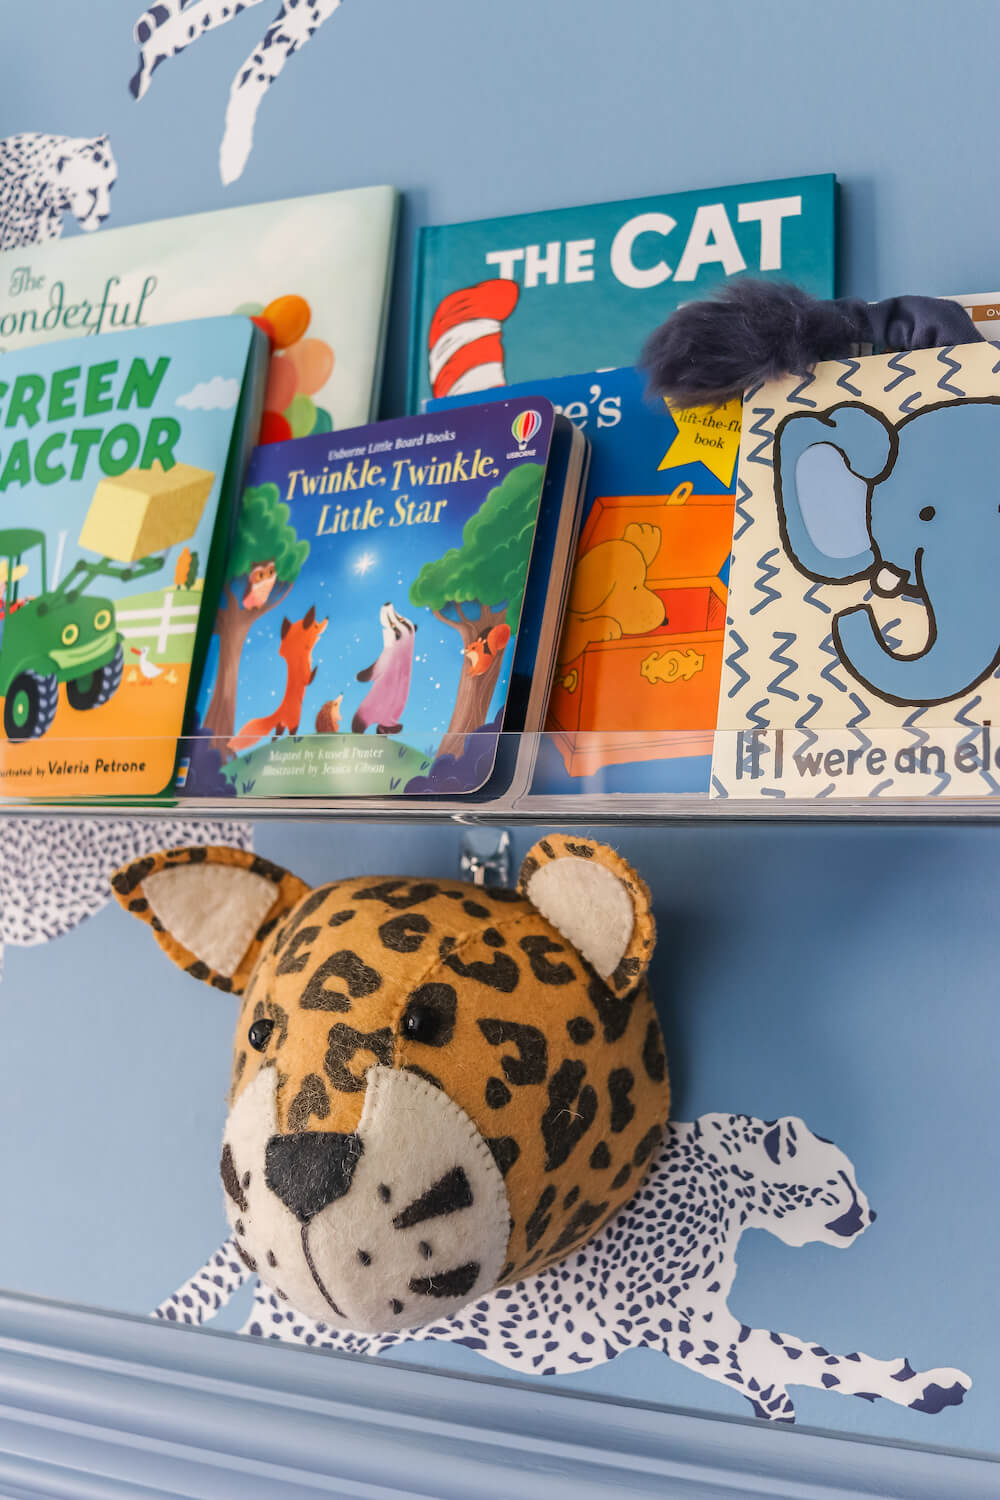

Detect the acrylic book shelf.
[{"left": 3, "top": 727, "right": 1000, "bottom": 820}]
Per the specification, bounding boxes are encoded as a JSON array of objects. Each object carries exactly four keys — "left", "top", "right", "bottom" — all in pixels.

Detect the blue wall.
[{"left": 4, "top": 0, "right": 1000, "bottom": 1459}]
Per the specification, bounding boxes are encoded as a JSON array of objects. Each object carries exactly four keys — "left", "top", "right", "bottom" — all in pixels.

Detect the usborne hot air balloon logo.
[{"left": 511, "top": 408, "right": 542, "bottom": 452}]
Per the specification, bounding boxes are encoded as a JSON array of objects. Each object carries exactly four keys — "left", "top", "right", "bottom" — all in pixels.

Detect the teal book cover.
[
  {"left": 0, "top": 316, "right": 266, "bottom": 800},
  {"left": 409, "top": 174, "right": 836, "bottom": 412},
  {"left": 183, "top": 399, "right": 556, "bottom": 798}
]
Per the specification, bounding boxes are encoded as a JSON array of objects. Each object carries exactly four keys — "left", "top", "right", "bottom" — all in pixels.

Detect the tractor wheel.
[
  {"left": 66, "top": 641, "right": 124, "bottom": 711},
  {"left": 3, "top": 670, "right": 59, "bottom": 741}
]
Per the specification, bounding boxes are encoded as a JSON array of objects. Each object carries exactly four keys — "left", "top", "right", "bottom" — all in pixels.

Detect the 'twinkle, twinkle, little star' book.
[{"left": 184, "top": 399, "right": 567, "bottom": 800}]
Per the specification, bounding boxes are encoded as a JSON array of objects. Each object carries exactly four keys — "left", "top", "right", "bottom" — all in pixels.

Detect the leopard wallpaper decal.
[
  {"left": 0, "top": 817, "right": 251, "bottom": 986},
  {"left": 156, "top": 1113, "right": 972, "bottom": 1426},
  {"left": 113, "top": 834, "right": 670, "bottom": 1331},
  {"left": 129, "top": 0, "right": 343, "bottom": 184}
]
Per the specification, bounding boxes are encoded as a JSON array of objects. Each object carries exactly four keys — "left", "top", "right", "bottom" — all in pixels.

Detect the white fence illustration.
[{"left": 116, "top": 591, "right": 199, "bottom": 656}]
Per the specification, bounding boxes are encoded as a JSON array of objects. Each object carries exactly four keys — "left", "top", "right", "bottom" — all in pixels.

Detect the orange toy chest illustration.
[{"left": 546, "top": 485, "right": 735, "bottom": 777}]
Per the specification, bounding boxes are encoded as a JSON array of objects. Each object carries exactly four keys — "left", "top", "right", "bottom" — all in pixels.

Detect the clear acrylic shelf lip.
[{"left": 5, "top": 727, "right": 1000, "bottom": 822}]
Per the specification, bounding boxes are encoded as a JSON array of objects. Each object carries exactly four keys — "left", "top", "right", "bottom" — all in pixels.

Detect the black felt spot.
[
  {"left": 485, "top": 1136, "right": 520, "bottom": 1176},
  {"left": 478, "top": 1017, "right": 547, "bottom": 1085},
  {"left": 538, "top": 840, "right": 556, "bottom": 860},
  {"left": 642, "top": 1019, "right": 667, "bottom": 1082},
  {"left": 541, "top": 1060, "right": 598, "bottom": 1171},
  {"left": 485, "top": 1077, "right": 512, "bottom": 1109},
  {"left": 275, "top": 925, "right": 319, "bottom": 976},
  {"left": 519, "top": 935, "right": 575, "bottom": 985},
  {"left": 324, "top": 1024, "right": 394, "bottom": 1091},
  {"left": 112, "top": 857, "right": 154, "bottom": 895},
  {"left": 287, "top": 1073, "right": 331, "bottom": 1132},
  {"left": 235, "top": 1243, "right": 258, "bottom": 1272},
  {"left": 548, "top": 1198, "right": 609, "bottom": 1257},
  {"left": 220, "top": 1144, "right": 248, "bottom": 1211},
  {"left": 611, "top": 955, "right": 641, "bottom": 994},
  {"left": 518, "top": 855, "right": 539, "bottom": 885},
  {"left": 267, "top": 1250, "right": 278, "bottom": 1267},
  {"left": 128, "top": 897, "right": 148, "bottom": 913},
  {"left": 563, "top": 1186, "right": 580, "bottom": 1211},
  {"left": 379, "top": 913, "right": 431, "bottom": 953},
  {"left": 328, "top": 909, "right": 356, "bottom": 927},
  {"left": 611, "top": 1163, "right": 632, "bottom": 1190},
  {"left": 443, "top": 947, "right": 520, "bottom": 992},
  {"left": 302, "top": 950, "right": 382, "bottom": 1010},
  {"left": 482, "top": 927, "right": 506, "bottom": 947},
  {"left": 408, "top": 1263, "right": 480, "bottom": 1298},
  {"left": 586, "top": 971, "right": 636, "bottom": 1043},
  {"left": 352, "top": 879, "right": 440, "bottom": 909},
  {"left": 566, "top": 1016, "right": 595, "bottom": 1045},
  {"left": 389, "top": 1298, "right": 405, "bottom": 1315},
  {"left": 589, "top": 1140, "right": 611, "bottom": 1170},
  {"left": 393, "top": 1167, "right": 473, "bottom": 1229},
  {"left": 633, "top": 1123, "right": 663, "bottom": 1167},
  {"left": 378, "top": 1184, "right": 392, "bottom": 1203},
  {"left": 254, "top": 914, "right": 280, "bottom": 944},
  {"left": 608, "top": 1068, "right": 636, "bottom": 1133},
  {"left": 250, "top": 856, "right": 287, "bottom": 883},
  {"left": 462, "top": 900, "right": 490, "bottom": 919},
  {"left": 564, "top": 841, "right": 594, "bottom": 859},
  {"left": 187, "top": 960, "right": 210, "bottom": 981},
  {"left": 525, "top": 1186, "right": 556, "bottom": 1250},
  {"left": 357, "top": 1249, "right": 372, "bottom": 1266}
]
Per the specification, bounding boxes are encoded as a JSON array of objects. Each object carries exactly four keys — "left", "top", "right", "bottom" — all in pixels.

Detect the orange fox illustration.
[
  {"left": 228, "top": 605, "right": 328, "bottom": 755},
  {"left": 463, "top": 623, "right": 512, "bottom": 676}
]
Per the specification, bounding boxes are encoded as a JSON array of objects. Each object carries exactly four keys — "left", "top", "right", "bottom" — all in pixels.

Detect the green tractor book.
[{"left": 0, "top": 317, "right": 267, "bottom": 799}]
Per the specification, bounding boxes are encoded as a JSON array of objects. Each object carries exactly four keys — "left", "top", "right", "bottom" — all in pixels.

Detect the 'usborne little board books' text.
[
  {"left": 0, "top": 316, "right": 266, "bottom": 799},
  {"left": 183, "top": 400, "right": 556, "bottom": 798}
]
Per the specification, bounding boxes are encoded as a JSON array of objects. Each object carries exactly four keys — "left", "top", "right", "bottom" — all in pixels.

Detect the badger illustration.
[{"left": 352, "top": 603, "right": 417, "bottom": 735}]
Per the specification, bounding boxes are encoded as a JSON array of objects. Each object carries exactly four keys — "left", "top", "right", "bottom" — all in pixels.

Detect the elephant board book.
[
  {"left": 0, "top": 187, "right": 398, "bottom": 435},
  {"left": 0, "top": 315, "right": 268, "bottom": 800},
  {"left": 711, "top": 342, "right": 1000, "bottom": 801},
  {"left": 408, "top": 174, "right": 836, "bottom": 412},
  {"left": 181, "top": 397, "right": 581, "bottom": 800},
  {"left": 433, "top": 366, "right": 738, "bottom": 801}
]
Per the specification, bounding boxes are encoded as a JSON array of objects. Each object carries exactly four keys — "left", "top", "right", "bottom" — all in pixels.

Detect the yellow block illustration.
[{"left": 79, "top": 461, "right": 215, "bottom": 562}]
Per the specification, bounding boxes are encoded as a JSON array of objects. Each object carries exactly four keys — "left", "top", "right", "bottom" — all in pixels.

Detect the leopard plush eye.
[
  {"left": 401, "top": 1002, "right": 439, "bottom": 1044},
  {"left": 248, "top": 1017, "right": 275, "bottom": 1051}
]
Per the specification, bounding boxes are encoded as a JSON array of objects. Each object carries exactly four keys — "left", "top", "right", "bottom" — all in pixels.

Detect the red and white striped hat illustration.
[{"left": 427, "top": 278, "right": 520, "bottom": 399}]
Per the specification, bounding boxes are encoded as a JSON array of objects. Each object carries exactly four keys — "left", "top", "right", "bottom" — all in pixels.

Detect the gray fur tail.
[{"left": 639, "top": 279, "right": 983, "bottom": 408}]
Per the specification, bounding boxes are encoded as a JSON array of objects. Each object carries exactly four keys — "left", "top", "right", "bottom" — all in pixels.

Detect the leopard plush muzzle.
[{"left": 221, "top": 1065, "right": 510, "bottom": 1331}]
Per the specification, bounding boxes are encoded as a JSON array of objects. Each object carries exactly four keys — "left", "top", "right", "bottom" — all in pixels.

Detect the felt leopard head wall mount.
[{"left": 113, "top": 835, "right": 670, "bottom": 1333}]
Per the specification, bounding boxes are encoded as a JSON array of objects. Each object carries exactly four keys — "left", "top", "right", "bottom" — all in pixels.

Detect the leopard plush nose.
[{"left": 264, "top": 1131, "right": 363, "bottom": 1222}]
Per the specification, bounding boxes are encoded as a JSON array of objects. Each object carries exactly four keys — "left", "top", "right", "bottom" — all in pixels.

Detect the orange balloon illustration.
[
  {"left": 284, "top": 337, "right": 334, "bottom": 395},
  {"left": 264, "top": 353, "right": 297, "bottom": 413},
  {"left": 263, "top": 294, "right": 311, "bottom": 349}
]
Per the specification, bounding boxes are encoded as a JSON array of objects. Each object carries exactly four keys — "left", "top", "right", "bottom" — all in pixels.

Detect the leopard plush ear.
[
  {"left": 517, "top": 834, "right": 655, "bottom": 995},
  {"left": 111, "top": 845, "right": 309, "bottom": 993}
]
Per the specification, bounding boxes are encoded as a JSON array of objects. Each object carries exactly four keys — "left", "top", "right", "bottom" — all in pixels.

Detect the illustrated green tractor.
[{"left": 0, "top": 528, "right": 163, "bottom": 741}]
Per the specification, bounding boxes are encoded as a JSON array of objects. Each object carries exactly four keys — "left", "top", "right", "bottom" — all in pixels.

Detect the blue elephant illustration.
[{"left": 774, "top": 398, "right": 1000, "bottom": 706}]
